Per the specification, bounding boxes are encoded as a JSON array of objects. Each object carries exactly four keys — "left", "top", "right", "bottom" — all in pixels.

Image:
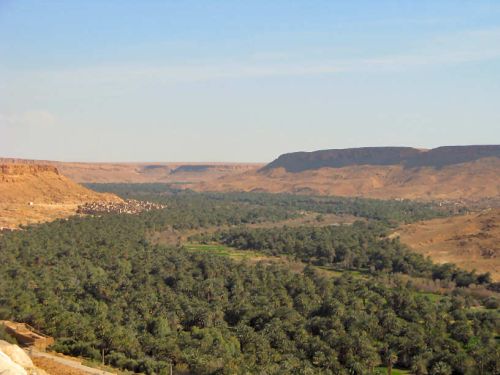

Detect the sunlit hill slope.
[{"left": 0, "top": 162, "right": 121, "bottom": 228}]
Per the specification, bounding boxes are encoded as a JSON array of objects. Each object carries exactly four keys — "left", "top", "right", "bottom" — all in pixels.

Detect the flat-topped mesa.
[
  {"left": 261, "top": 147, "right": 419, "bottom": 172},
  {"left": 262, "top": 145, "right": 500, "bottom": 173},
  {"left": 192, "top": 144, "right": 500, "bottom": 200},
  {"left": 405, "top": 145, "right": 500, "bottom": 168}
]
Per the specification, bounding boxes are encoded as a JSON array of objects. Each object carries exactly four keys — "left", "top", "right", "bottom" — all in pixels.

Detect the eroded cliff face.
[{"left": 0, "top": 164, "right": 59, "bottom": 176}]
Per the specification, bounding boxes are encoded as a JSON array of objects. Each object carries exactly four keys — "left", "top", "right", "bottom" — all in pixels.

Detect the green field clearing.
[
  {"left": 415, "top": 291, "right": 443, "bottom": 302},
  {"left": 375, "top": 367, "right": 410, "bottom": 374},
  {"left": 184, "top": 243, "right": 267, "bottom": 261},
  {"left": 314, "top": 265, "right": 368, "bottom": 279},
  {"left": 185, "top": 243, "right": 354, "bottom": 278}
]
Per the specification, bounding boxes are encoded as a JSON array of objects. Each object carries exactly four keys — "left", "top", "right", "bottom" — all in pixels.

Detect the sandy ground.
[
  {"left": 30, "top": 350, "right": 116, "bottom": 375},
  {"left": 395, "top": 209, "right": 500, "bottom": 280},
  {"left": 0, "top": 203, "right": 79, "bottom": 229},
  {"left": 33, "top": 357, "right": 89, "bottom": 375}
]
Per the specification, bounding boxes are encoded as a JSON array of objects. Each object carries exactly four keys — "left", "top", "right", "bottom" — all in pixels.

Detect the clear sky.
[{"left": 1, "top": 0, "right": 500, "bottom": 162}]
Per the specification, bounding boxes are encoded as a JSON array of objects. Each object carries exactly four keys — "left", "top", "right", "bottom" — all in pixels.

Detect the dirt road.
[{"left": 28, "top": 349, "right": 116, "bottom": 375}]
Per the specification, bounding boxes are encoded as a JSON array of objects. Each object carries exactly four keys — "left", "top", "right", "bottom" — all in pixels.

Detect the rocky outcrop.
[
  {"left": 0, "top": 340, "right": 48, "bottom": 375},
  {"left": 0, "top": 164, "right": 59, "bottom": 176}
]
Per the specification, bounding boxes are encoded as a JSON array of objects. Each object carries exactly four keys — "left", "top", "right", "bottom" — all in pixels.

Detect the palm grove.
[{"left": 0, "top": 187, "right": 498, "bottom": 374}]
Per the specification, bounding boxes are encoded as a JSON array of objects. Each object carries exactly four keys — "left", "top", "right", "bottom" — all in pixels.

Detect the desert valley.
[
  {"left": 2, "top": 155, "right": 500, "bottom": 375},
  {"left": 1, "top": 145, "right": 500, "bottom": 374},
  {"left": 2, "top": 2, "right": 499, "bottom": 374},
  {"left": 2, "top": 146, "right": 500, "bottom": 281}
]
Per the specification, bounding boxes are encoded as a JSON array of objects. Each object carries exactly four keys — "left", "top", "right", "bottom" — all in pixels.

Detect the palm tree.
[
  {"left": 383, "top": 349, "right": 398, "bottom": 375},
  {"left": 411, "top": 357, "right": 428, "bottom": 375},
  {"left": 430, "top": 361, "right": 452, "bottom": 375}
]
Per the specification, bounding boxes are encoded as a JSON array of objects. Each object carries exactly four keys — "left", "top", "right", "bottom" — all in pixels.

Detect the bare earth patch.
[
  {"left": 0, "top": 203, "right": 78, "bottom": 229},
  {"left": 32, "top": 357, "right": 88, "bottom": 375},
  {"left": 395, "top": 209, "right": 500, "bottom": 281}
]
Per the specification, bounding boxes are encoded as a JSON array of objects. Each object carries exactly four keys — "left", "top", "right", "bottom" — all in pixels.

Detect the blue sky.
[{"left": 1, "top": 0, "right": 500, "bottom": 162}]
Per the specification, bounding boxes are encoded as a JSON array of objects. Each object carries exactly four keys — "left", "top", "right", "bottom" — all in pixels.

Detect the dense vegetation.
[
  {"left": 86, "top": 183, "right": 458, "bottom": 224},
  {"left": 198, "top": 222, "right": 492, "bottom": 288},
  {"left": 200, "top": 192, "right": 459, "bottom": 224},
  {"left": 139, "top": 195, "right": 297, "bottom": 230},
  {"left": 1, "top": 210, "right": 498, "bottom": 374}
]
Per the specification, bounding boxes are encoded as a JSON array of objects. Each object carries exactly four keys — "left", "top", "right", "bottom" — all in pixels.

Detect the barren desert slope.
[
  {"left": 395, "top": 208, "right": 500, "bottom": 281},
  {"left": 195, "top": 146, "right": 500, "bottom": 201},
  {"left": 195, "top": 158, "right": 500, "bottom": 200},
  {"left": 0, "top": 163, "right": 121, "bottom": 228}
]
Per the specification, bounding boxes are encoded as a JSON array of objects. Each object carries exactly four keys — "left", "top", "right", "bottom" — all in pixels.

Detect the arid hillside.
[
  {"left": 195, "top": 146, "right": 500, "bottom": 201},
  {"left": 196, "top": 157, "right": 500, "bottom": 200},
  {"left": 0, "top": 163, "right": 121, "bottom": 229},
  {"left": 394, "top": 209, "right": 500, "bottom": 281}
]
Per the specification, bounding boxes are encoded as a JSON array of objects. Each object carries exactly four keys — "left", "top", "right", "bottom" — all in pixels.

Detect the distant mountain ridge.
[
  {"left": 262, "top": 145, "right": 500, "bottom": 173},
  {"left": 194, "top": 145, "right": 500, "bottom": 200},
  {"left": 0, "top": 158, "right": 263, "bottom": 184},
  {"left": 3, "top": 145, "right": 500, "bottom": 201}
]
